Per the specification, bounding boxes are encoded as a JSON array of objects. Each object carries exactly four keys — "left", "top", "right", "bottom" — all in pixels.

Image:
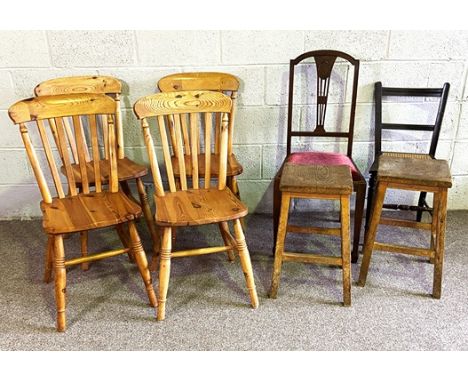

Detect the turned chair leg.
[
  {"left": 127, "top": 221, "right": 157, "bottom": 308},
  {"left": 158, "top": 227, "right": 172, "bottom": 321},
  {"left": 53, "top": 234, "right": 67, "bottom": 332},
  {"left": 116, "top": 224, "right": 135, "bottom": 263},
  {"left": 270, "top": 193, "right": 291, "bottom": 298},
  {"left": 80, "top": 231, "right": 89, "bottom": 271},
  {"left": 433, "top": 190, "right": 448, "bottom": 299},
  {"left": 44, "top": 235, "right": 54, "bottom": 283},
  {"left": 352, "top": 182, "right": 366, "bottom": 263},
  {"left": 136, "top": 177, "right": 160, "bottom": 271},
  {"left": 233, "top": 219, "right": 259, "bottom": 308},
  {"left": 219, "top": 221, "right": 236, "bottom": 262},
  {"left": 340, "top": 195, "right": 352, "bottom": 306},
  {"left": 358, "top": 182, "right": 388, "bottom": 287}
]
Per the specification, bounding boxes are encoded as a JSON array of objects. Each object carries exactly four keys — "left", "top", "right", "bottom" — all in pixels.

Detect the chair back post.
[
  {"left": 285, "top": 50, "right": 360, "bottom": 158},
  {"left": 8, "top": 93, "right": 118, "bottom": 202},
  {"left": 34, "top": 75, "right": 125, "bottom": 159},
  {"left": 374, "top": 81, "right": 384, "bottom": 157},
  {"left": 133, "top": 91, "right": 232, "bottom": 195},
  {"left": 374, "top": 82, "right": 451, "bottom": 161},
  {"left": 429, "top": 83, "right": 450, "bottom": 157},
  {"left": 158, "top": 72, "right": 239, "bottom": 157}
]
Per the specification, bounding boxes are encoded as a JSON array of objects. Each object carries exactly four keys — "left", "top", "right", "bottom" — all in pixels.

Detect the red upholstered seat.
[{"left": 286, "top": 152, "right": 360, "bottom": 181}]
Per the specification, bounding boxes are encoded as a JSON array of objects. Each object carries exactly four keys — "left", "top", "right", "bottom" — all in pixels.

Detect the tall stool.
[
  {"left": 270, "top": 163, "right": 353, "bottom": 306},
  {"left": 358, "top": 156, "right": 452, "bottom": 298}
]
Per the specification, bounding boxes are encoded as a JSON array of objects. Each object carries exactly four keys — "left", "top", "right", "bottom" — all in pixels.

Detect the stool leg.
[
  {"left": 429, "top": 192, "right": 440, "bottom": 265},
  {"left": 80, "top": 231, "right": 89, "bottom": 271},
  {"left": 340, "top": 195, "right": 352, "bottom": 306},
  {"left": 272, "top": 172, "right": 282, "bottom": 254},
  {"left": 158, "top": 227, "right": 172, "bottom": 321},
  {"left": 352, "top": 182, "right": 366, "bottom": 263},
  {"left": 358, "top": 182, "right": 388, "bottom": 287},
  {"left": 233, "top": 219, "right": 259, "bottom": 308},
  {"left": 365, "top": 172, "right": 377, "bottom": 234},
  {"left": 53, "top": 234, "right": 66, "bottom": 332},
  {"left": 269, "top": 193, "right": 291, "bottom": 298},
  {"left": 433, "top": 190, "right": 448, "bottom": 299}
]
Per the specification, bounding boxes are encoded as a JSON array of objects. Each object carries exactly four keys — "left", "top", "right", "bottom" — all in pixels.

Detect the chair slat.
[
  {"left": 114, "top": 94, "right": 125, "bottom": 159},
  {"left": 101, "top": 114, "right": 110, "bottom": 160},
  {"left": 190, "top": 113, "right": 199, "bottom": 189},
  {"left": 55, "top": 117, "right": 77, "bottom": 196},
  {"left": 218, "top": 112, "right": 229, "bottom": 190},
  {"left": 180, "top": 113, "right": 191, "bottom": 155},
  {"left": 174, "top": 114, "right": 187, "bottom": 190},
  {"left": 214, "top": 112, "right": 220, "bottom": 154},
  {"left": 204, "top": 112, "right": 212, "bottom": 188},
  {"left": 37, "top": 120, "right": 65, "bottom": 198},
  {"left": 19, "top": 123, "right": 53, "bottom": 203},
  {"left": 89, "top": 114, "right": 102, "bottom": 192},
  {"left": 72, "top": 115, "right": 90, "bottom": 193},
  {"left": 227, "top": 91, "right": 238, "bottom": 156},
  {"left": 107, "top": 114, "right": 118, "bottom": 193},
  {"left": 63, "top": 117, "right": 79, "bottom": 163},
  {"left": 142, "top": 118, "right": 165, "bottom": 196},
  {"left": 158, "top": 115, "right": 177, "bottom": 192},
  {"left": 48, "top": 118, "right": 64, "bottom": 163}
]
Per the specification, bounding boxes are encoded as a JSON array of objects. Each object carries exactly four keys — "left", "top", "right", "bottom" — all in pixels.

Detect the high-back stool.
[
  {"left": 358, "top": 156, "right": 452, "bottom": 299},
  {"left": 270, "top": 163, "right": 353, "bottom": 306}
]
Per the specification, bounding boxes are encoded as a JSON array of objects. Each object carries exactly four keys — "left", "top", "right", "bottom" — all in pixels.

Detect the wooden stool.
[
  {"left": 358, "top": 156, "right": 452, "bottom": 298},
  {"left": 269, "top": 163, "right": 353, "bottom": 306}
]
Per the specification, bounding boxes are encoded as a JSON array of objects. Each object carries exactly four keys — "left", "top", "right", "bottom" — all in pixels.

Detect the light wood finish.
[
  {"left": 134, "top": 90, "right": 258, "bottom": 320},
  {"left": 8, "top": 93, "right": 157, "bottom": 331},
  {"left": 158, "top": 72, "right": 244, "bottom": 221},
  {"left": 358, "top": 160, "right": 452, "bottom": 298},
  {"left": 270, "top": 164, "right": 353, "bottom": 306},
  {"left": 171, "top": 153, "right": 243, "bottom": 177},
  {"left": 34, "top": 75, "right": 159, "bottom": 269}
]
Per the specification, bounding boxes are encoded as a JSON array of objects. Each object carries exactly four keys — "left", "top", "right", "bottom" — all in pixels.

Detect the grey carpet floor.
[{"left": 0, "top": 211, "right": 467, "bottom": 350}]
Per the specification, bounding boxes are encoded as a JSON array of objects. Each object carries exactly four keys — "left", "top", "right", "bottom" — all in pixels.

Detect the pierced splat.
[{"left": 315, "top": 55, "right": 337, "bottom": 133}]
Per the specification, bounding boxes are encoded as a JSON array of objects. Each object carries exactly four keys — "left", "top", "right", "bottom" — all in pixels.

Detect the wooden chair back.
[
  {"left": 133, "top": 91, "right": 232, "bottom": 196},
  {"left": 34, "top": 76, "right": 125, "bottom": 159},
  {"left": 374, "top": 81, "right": 450, "bottom": 159},
  {"left": 286, "top": 50, "right": 360, "bottom": 157},
  {"left": 8, "top": 93, "right": 119, "bottom": 204},
  {"left": 158, "top": 72, "right": 239, "bottom": 156}
]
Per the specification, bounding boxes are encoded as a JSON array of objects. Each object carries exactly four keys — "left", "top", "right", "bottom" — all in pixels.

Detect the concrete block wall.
[{"left": 0, "top": 30, "right": 467, "bottom": 218}]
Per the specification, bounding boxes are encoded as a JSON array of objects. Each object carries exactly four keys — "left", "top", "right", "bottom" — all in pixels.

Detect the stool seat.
[
  {"left": 378, "top": 156, "right": 452, "bottom": 188},
  {"left": 280, "top": 163, "right": 353, "bottom": 195}
]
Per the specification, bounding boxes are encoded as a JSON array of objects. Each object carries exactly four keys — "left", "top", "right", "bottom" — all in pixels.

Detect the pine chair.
[
  {"left": 273, "top": 50, "right": 366, "bottom": 263},
  {"left": 158, "top": 72, "right": 243, "bottom": 198},
  {"left": 133, "top": 90, "right": 259, "bottom": 321},
  {"left": 364, "top": 82, "right": 450, "bottom": 232},
  {"left": 8, "top": 93, "right": 157, "bottom": 332},
  {"left": 34, "top": 76, "right": 160, "bottom": 269}
]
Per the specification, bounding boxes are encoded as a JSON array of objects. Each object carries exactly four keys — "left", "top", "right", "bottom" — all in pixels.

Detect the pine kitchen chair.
[
  {"left": 273, "top": 50, "right": 366, "bottom": 263},
  {"left": 8, "top": 93, "right": 157, "bottom": 332},
  {"left": 133, "top": 90, "right": 258, "bottom": 321},
  {"left": 34, "top": 76, "right": 160, "bottom": 270}
]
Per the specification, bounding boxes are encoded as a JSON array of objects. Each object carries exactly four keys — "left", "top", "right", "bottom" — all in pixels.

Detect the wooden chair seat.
[
  {"left": 286, "top": 151, "right": 361, "bottom": 181},
  {"left": 280, "top": 163, "right": 353, "bottom": 195},
  {"left": 171, "top": 153, "right": 243, "bottom": 177},
  {"left": 377, "top": 156, "right": 452, "bottom": 188},
  {"left": 41, "top": 191, "right": 142, "bottom": 234},
  {"left": 62, "top": 157, "right": 148, "bottom": 183},
  {"left": 155, "top": 188, "right": 247, "bottom": 226}
]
